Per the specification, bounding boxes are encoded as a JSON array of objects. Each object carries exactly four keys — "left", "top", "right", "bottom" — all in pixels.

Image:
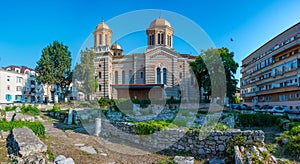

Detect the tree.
[
  {"left": 190, "top": 48, "right": 239, "bottom": 103},
  {"left": 74, "top": 48, "right": 97, "bottom": 100},
  {"left": 50, "top": 41, "right": 72, "bottom": 100},
  {"left": 36, "top": 48, "right": 55, "bottom": 102},
  {"left": 36, "top": 41, "right": 72, "bottom": 101}
]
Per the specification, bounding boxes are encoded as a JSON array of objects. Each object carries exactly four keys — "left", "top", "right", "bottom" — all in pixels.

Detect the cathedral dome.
[
  {"left": 111, "top": 43, "right": 122, "bottom": 50},
  {"left": 96, "top": 19, "right": 110, "bottom": 30},
  {"left": 149, "top": 17, "right": 171, "bottom": 28}
]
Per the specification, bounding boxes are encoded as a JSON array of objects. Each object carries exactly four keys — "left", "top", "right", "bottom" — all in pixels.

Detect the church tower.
[
  {"left": 146, "top": 17, "right": 174, "bottom": 50},
  {"left": 93, "top": 19, "right": 112, "bottom": 52}
]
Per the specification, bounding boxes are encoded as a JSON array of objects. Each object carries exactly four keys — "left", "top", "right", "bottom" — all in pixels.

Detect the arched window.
[
  {"left": 157, "top": 68, "right": 161, "bottom": 84},
  {"left": 105, "top": 34, "right": 108, "bottom": 45},
  {"left": 114, "top": 71, "right": 118, "bottom": 84},
  {"left": 129, "top": 70, "right": 133, "bottom": 84},
  {"left": 158, "top": 34, "right": 161, "bottom": 44},
  {"left": 99, "top": 34, "right": 102, "bottom": 45},
  {"left": 151, "top": 34, "right": 155, "bottom": 45},
  {"left": 99, "top": 85, "right": 101, "bottom": 91},
  {"left": 179, "top": 72, "right": 182, "bottom": 79},
  {"left": 98, "top": 72, "right": 101, "bottom": 79},
  {"left": 122, "top": 71, "right": 125, "bottom": 84},
  {"left": 140, "top": 72, "right": 144, "bottom": 78},
  {"left": 161, "top": 33, "right": 164, "bottom": 44},
  {"left": 163, "top": 68, "right": 167, "bottom": 84}
]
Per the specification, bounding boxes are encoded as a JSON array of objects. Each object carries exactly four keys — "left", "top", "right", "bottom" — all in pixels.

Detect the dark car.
[
  {"left": 240, "top": 104, "right": 251, "bottom": 110},
  {"left": 252, "top": 105, "right": 260, "bottom": 111}
]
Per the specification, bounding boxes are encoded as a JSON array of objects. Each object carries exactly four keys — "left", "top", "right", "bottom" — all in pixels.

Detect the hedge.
[{"left": 237, "top": 113, "right": 287, "bottom": 127}]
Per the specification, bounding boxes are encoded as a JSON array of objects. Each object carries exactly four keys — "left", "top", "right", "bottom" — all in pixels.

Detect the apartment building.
[
  {"left": 241, "top": 22, "right": 300, "bottom": 109},
  {"left": 0, "top": 65, "right": 44, "bottom": 104}
]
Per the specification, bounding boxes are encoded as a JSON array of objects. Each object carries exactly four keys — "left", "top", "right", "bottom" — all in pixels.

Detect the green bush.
[
  {"left": 133, "top": 120, "right": 175, "bottom": 135},
  {"left": 0, "top": 120, "right": 45, "bottom": 137},
  {"left": 237, "top": 113, "right": 286, "bottom": 127},
  {"left": 214, "top": 123, "right": 230, "bottom": 131},
  {"left": 277, "top": 124, "right": 300, "bottom": 159},
  {"left": 20, "top": 105, "right": 40, "bottom": 116},
  {"left": 51, "top": 105, "right": 61, "bottom": 112},
  {"left": 5, "top": 106, "right": 17, "bottom": 112}
]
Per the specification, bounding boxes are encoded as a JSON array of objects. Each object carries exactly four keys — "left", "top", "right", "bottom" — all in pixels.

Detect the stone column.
[
  {"left": 67, "top": 109, "right": 73, "bottom": 125},
  {"left": 94, "top": 118, "right": 101, "bottom": 136}
]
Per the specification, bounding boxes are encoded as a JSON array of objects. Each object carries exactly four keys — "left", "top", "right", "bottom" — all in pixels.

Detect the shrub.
[
  {"left": 5, "top": 106, "right": 17, "bottom": 112},
  {"left": 133, "top": 120, "right": 174, "bottom": 135},
  {"left": 277, "top": 124, "right": 300, "bottom": 159},
  {"left": 237, "top": 113, "right": 286, "bottom": 127},
  {"left": 51, "top": 105, "right": 61, "bottom": 112},
  {"left": 0, "top": 120, "right": 45, "bottom": 137},
  {"left": 214, "top": 123, "right": 230, "bottom": 131},
  {"left": 20, "top": 105, "right": 40, "bottom": 116}
]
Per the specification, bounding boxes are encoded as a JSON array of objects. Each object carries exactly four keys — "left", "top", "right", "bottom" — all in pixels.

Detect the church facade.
[{"left": 93, "top": 18, "right": 197, "bottom": 99}]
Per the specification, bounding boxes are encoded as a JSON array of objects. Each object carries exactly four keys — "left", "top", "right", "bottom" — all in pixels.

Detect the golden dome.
[
  {"left": 111, "top": 43, "right": 122, "bottom": 50},
  {"left": 96, "top": 19, "right": 110, "bottom": 30},
  {"left": 149, "top": 17, "right": 171, "bottom": 28}
]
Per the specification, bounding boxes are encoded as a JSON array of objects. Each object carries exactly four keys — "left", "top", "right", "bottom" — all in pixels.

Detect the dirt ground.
[{"left": 41, "top": 116, "right": 205, "bottom": 164}]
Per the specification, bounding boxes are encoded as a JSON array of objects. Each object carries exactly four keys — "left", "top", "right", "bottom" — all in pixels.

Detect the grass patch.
[{"left": 0, "top": 120, "right": 45, "bottom": 137}]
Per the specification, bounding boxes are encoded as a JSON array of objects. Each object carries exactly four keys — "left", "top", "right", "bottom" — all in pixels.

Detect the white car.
[{"left": 268, "top": 106, "right": 285, "bottom": 113}]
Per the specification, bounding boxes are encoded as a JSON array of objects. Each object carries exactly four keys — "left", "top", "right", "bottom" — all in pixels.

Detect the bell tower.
[
  {"left": 93, "top": 18, "right": 112, "bottom": 52},
  {"left": 146, "top": 17, "right": 174, "bottom": 50}
]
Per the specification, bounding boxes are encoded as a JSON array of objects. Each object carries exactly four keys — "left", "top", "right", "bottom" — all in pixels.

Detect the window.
[
  {"left": 5, "top": 94, "right": 12, "bottom": 101},
  {"left": 99, "top": 85, "right": 101, "bottom": 91},
  {"left": 7, "top": 85, "right": 10, "bottom": 91},
  {"left": 163, "top": 68, "right": 167, "bottom": 84},
  {"left": 16, "top": 86, "right": 22, "bottom": 91},
  {"left": 114, "top": 71, "right": 118, "bottom": 84},
  {"left": 99, "top": 64, "right": 102, "bottom": 68},
  {"left": 98, "top": 72, "right": 101, "bottom": 79},
  {"left": 161, "top": 33, "right": 164, "bottom": 44},
  {"left": 7, "top": 76, "right": 10, "bottom": 81},
  {"left": 140, "top": 72, "right": 144, "bottom": 79},
  {"left": 179, "top": 72, "right": 182, "bottom": 79},
  {"left": 122, "top": 71, "right": 125, "bottom": 84},
  {"left": 16, "top": 77, "right": 22, "bottom": 83},
  {"left": 129, "top": 70, "right": 133, "bottom": 84},
  {"left": 158, "top": 34, "right": 161, "bottom": 44},
  {"left": 99, "top": 34, "right": 102, "bottom": 45},
  {"left": 157, "top": 68, "right": 161, "bottom": 84}
]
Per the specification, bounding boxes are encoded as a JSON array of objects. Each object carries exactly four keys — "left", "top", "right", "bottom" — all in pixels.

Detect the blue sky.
[{"left": 0, "top": 0, "right": 299, "bottom": 83}]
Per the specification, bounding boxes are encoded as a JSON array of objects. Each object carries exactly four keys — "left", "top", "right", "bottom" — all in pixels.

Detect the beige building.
[
  {"left": 241, "top": 22, "right": 300, "bottom": 109},
  {"left": 93, "top": 18, "right": 197, "bottom": 99}
]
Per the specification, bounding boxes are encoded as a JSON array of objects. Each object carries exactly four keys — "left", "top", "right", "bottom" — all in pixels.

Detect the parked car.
[
  {"left": 252, "top": 105, "right": 261, "bottom": 112},
  {"left": 240, "top": 104, "right": 251, "bottom": 110},
  {"left": 258, "top": 105, "right": 272, "bottom": 113},
  {"left": 268, "top": 106, "right": 285, "bottom": 113},
  {"left": 285, "top": 106, "right": 300, "bottom": 114},
  {"left": 280, "top": 105, "right": 289, "bottom": 112},
  {"left": 230, "top": 104, "right": 241, "bottom": 110}
]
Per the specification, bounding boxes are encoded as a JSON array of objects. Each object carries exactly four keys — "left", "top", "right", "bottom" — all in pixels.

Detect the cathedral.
[{"left": 93, "top": 17, "right": 197, "bottom": 99}]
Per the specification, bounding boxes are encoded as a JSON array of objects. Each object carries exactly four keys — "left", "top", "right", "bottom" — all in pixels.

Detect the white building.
[{"left": 0, "top": 65, "right": 43, "bottom": 104}]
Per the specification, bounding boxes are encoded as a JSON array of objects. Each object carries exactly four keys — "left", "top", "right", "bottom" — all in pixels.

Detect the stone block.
[
  {"left": 173, "top": 156, "right": 194, "bottom": 164},
  {"left": 8, "top": 127, "right": 47, "bottom": 157}
]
